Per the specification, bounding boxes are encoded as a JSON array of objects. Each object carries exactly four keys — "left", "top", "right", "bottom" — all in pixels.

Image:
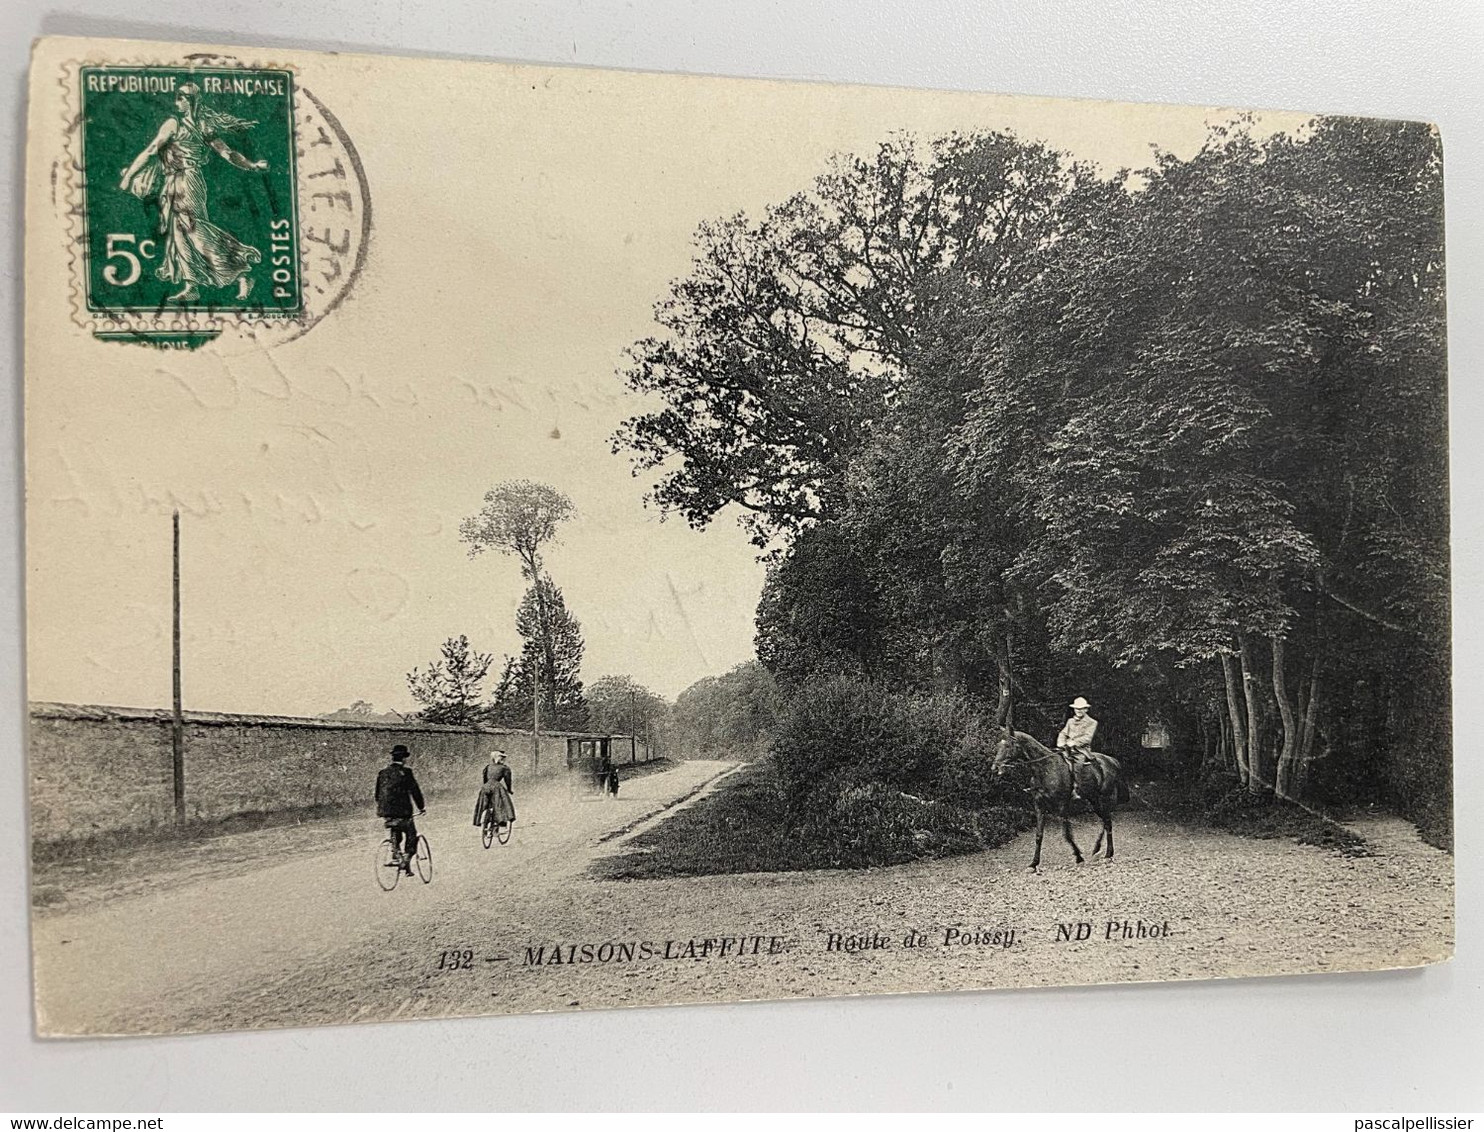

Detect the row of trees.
[
  {"left": 400, "top": 633, "right": 775, "bottom": 760},
  {"left": 404, "top": 628, "right": 667, "bottom": 737},
  {"left": 619, "top": 117, "right": 1449, "bottom": 829},
  {"left": 667, "top": 660, "right": 781, "bottom": 757}
]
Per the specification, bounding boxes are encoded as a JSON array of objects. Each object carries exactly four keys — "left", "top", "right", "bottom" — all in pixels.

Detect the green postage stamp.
[{"left": 77, "top": 65, "right": 301, "bottom": 337}]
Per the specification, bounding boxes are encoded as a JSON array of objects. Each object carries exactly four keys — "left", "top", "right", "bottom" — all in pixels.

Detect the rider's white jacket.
[{"left": 1058, "top": 714, "right": 1098, "bottom": 751}]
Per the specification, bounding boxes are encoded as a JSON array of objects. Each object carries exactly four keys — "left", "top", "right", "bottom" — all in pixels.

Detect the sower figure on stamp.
[
  {"left": 117, "top": 82, "right": 267, "bottom": 302},
  {"left": 473, "top": 749, "right": 516, "bottom": 830},
  {"left": 376, "top": 744, "right": 425, "bottom": 875}
]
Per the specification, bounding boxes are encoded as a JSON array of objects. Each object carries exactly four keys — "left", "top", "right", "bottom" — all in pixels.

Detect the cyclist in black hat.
[{"left": 375, "top": 743, "right": 426, "bottom": 875}]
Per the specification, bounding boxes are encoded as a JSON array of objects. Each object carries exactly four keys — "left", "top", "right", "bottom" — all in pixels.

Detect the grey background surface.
[{"left": 1, "top": 0, "right": 1480, "bottom": 1112}]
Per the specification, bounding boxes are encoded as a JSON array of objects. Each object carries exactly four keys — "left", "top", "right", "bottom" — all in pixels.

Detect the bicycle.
[
  {"left": 375, "top": 835, "right": 403, "bottom": 891},
  {"left": 413, "top": 833, "right": 433, "bottom": 883},
  {"left": 375, "top": 828, "right": 433, "bottom": 890},
  {"left": 481, "top": 807, "right": 514, "bottom": 848}
]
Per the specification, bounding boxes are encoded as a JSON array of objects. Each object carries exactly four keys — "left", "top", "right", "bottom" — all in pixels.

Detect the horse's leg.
[
  {"left": 1090, "top": 779, "right": 1110, "bottom": 855},
  {"left": 1061, "top": 802, "right": 1084, "bottom": 864},
  {"left": 1030, "top": 798, "right": 1045, "bottom": 871},
  {"left": 1088, "top": 795, "right": 1114, "bottom": 859}
]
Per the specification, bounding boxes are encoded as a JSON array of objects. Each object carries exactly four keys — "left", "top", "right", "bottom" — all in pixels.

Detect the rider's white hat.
[
  {"left": 1070, "top": 696, "right": 1091, "bottom": 709},
  {"left": 491, "top": 748, "right": 507, "bottom": 761}
]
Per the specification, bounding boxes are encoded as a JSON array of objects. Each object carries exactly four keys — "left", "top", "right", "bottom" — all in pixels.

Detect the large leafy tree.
[
  {"left": 746, "top": 174, "right": 1123, "bottom": 709},
  {"left": 616, "top": 131, "right": 1086, "bottom": 546},
  {"left": 624, "top": 130, "right": 1095, "bottom": 712},
  {"left": 957, "top": 115, "right": 1445, "bottom": 800}
]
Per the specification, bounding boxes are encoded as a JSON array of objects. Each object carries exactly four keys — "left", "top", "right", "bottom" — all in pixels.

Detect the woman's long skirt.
[{"left": 157, "top": 165, "right": 261, "bottom": 289}]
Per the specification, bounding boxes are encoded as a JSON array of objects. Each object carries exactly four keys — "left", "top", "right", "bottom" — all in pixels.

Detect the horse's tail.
[{"left": 1116, "top": 775, "right": 1130, "bottom": 804}]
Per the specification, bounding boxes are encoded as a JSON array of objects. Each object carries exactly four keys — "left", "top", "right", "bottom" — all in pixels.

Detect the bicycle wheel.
[
  {"left": 415, "top": 835, "right": 433, "bottom": 884},
  {"left": 375, "top": 838, "right": 400, "bottom": 891},
  {"left": 496, "top": 819, "right": 513, "bottom": 845},
  {"left": 481, "top": 815, "right": 495, "bottom": 849}
]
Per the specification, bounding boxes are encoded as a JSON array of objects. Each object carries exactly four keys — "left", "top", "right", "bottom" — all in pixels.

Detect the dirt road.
[
  {"left": 32, "top": 759, "right": 735, "bottom": 1035},
  {"left": 31, "top": 763, "right": 1452, "bottom": 1035}
]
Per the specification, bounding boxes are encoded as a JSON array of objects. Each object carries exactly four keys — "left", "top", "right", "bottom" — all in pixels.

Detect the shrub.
[
  {"left": 766, "top": 674, "right": 1029, "bottom": 866},
  {"left": 771, "top": 674, "right": 980, "bottom": 807},
  {"left": 937, "top": 716, "right": 1007, "bottom": 809}
]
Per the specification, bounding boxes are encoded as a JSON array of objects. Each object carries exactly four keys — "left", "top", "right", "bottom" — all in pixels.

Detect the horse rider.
[{"left": 1057, "top": 696, "right": 1099, "bottom": 771}]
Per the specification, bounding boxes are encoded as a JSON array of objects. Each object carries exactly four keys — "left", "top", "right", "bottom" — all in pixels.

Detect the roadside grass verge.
[
  {"left": 594, "top": 760, "right": 1032, "bottom": 880},
  {"left": 593, "top": 762, "right": 800, "bottom": 878},
  {"left": 32, "top": 800, "right": 377, "bottom": 866},
  {"left": 614, "top": 756, "right": 677, "bottom": 784},
  {"left": 1405, "top": 803, "right": 1453, "bottom": 852},
  {"left": 1138, "top": 775, "right": 1371, "bottom": 856}
]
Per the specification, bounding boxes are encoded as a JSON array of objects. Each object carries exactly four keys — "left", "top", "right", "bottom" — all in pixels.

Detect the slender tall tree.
[{"left": 461, "top": 480, "right": 588, "bottom": 729}]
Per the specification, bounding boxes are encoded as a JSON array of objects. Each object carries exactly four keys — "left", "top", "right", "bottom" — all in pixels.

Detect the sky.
[{"left": 24, "top": 39, "right": 1313, "bottom": 716}]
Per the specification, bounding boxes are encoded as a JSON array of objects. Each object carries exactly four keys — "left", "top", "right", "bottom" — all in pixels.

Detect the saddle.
[
  {"left": 1060, "top": 748, "right": 1100, "bottom": 798},
  {"left": 1058, "top": 747, "right": 1093, "bottom": 770}
]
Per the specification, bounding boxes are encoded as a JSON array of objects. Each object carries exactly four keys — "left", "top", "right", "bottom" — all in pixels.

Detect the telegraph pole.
[
  {"left": 531, "top": 656, "right": 541, "bottom": 776},
  {"left": 629, "top": 687, "right": 637, "bottom": 764},
  {"left": 171, "top": 510, "right": 185, "bottom": 824}
]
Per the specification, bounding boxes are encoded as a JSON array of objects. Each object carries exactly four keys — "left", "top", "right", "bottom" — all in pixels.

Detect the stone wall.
[{"left": 28, "top": 703, "right": 648, "bottom": 848}]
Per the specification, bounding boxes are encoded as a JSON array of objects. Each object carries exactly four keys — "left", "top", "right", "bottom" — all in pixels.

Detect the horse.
[{"left": 990, "top": 728, "right": 1130, "bottom": 870}]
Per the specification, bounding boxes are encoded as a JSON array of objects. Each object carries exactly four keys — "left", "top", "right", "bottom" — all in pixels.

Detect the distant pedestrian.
[
  {"left": 376, "top": 743, "right": 425, "bottom": 875},
  {"left": 599, "top": 748, "right": 619, "bottom": 796}
]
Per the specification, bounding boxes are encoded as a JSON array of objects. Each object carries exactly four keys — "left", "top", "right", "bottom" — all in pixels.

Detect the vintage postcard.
[{"left": 23, "top": 36, "right": 1452, "bottom": 1036}]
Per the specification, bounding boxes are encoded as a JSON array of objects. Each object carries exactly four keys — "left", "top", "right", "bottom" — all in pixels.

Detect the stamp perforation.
[
  {"left": 77, "top": 63, "right": 302, "bottom": 319},
  {"left": 56, "top": 50, "right": 368, "bottom": 345}
]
